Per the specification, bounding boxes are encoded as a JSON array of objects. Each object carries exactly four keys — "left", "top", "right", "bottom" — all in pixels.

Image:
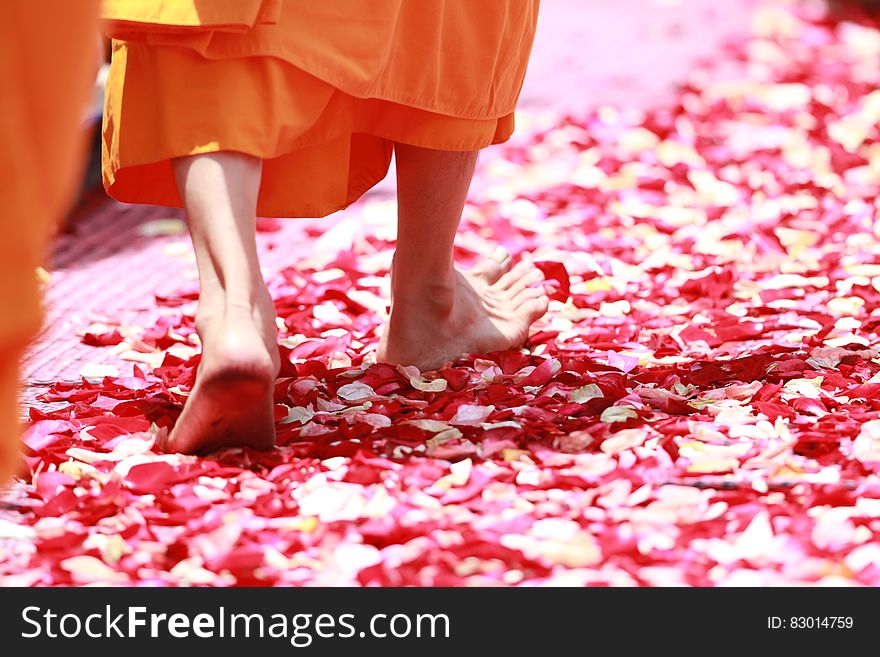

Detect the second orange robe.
[{"left": 0, "top": 1, "right": 99, "bottom": 482}]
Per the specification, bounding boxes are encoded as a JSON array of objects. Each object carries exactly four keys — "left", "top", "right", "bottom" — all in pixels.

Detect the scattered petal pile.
[{"left": 4, "top": 4, "right": 880, "bottom": 586}]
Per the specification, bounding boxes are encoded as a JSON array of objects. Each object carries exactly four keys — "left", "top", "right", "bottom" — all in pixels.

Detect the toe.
[
  {"left": 521, "top": 296, "right": 550, "bottom": 321},
  {"left": 469, "top": 249, "right": 513, "bottom": 284},
  {"left": 504, "top": 267, "right": 544, "bottom": 297},
  {"left": 513, "top": 286, "right": 549, "bottom": 308},
  {"left": 495, "top": 259, "right": 535, "bottom": 290}
]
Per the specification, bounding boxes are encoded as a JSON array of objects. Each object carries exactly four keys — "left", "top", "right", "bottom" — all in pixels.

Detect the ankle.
[
  {"left": 392, "top": 279, "right": 457, "bottom": 316},
  {"left": 223, "top": 286, "right": 272, "bottom": 313},
  {"left": 195, "top": 297, "right": 222, "bottom": 336},
  {"left": 391, "top": 255, "right": 457, "bottom": 302}
]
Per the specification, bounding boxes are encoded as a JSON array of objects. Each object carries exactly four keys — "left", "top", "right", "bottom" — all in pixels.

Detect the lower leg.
[
  {"left": 378, "top": 143, "right": 549, "bottom": 371},
  {"left": 165, "top": 152, "right": 278, "bottom": 454},
  {"left": 176, "top": 154, "right": 276, "bottom": 347},
  {"left": 390, "top": 147, "right": 476, "bottom": 308}
]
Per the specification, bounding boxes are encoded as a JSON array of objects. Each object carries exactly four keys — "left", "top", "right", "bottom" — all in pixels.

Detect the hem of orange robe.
[
  {"left": 102, "top": 125, "right": 513, "bottom": 218},
  {"left": 104, "top": 150, "right": 380, "bottom": 220}
]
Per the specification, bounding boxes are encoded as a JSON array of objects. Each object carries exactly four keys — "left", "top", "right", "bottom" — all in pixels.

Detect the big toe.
[{"left": 468, "top": 249, "right": 513, "bottom": 284}]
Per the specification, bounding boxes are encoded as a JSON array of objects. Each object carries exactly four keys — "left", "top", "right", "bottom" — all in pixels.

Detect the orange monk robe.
[
  {"left": 0, "top": 2, "right": 99, "bottom": 483},
  {"left": 102, "top": 0, "right": 540, "bottom": 218}
]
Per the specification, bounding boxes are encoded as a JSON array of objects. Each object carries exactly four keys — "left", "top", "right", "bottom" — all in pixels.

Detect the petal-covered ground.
[{"left": 4, "top": 2, "right": 880, "bottom": 586}]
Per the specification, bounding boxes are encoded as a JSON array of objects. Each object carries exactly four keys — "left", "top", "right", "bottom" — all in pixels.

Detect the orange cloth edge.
[{"left": 0, "top": 1, "right": 99, "bottom": 482}]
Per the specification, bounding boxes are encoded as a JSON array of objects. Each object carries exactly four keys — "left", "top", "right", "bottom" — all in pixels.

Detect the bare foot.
[
  {"left": 161, "top": 302, "right": 279, "bottom": 454},
  {"left": 378, "top": 257, "right": 550, "bottom": 371}
]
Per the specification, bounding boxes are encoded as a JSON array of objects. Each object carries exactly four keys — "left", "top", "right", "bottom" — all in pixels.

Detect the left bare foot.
[
  {"left": 160, "top": 303, "right": 278, "bottom": 454},
  {"left": 378, "top": 257, "right": 549, "bottom": 371}
]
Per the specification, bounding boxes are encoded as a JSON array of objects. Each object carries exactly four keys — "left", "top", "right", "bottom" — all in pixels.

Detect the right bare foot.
[
  {"left": 161, "top": 302, "right": 279, "bottom": 454},
  {"left": 378, "top": 256, "right": 550, "bottom": 371}
]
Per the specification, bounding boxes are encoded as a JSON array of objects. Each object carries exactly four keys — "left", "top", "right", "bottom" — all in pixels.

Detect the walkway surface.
[{"left": 9, "top": 0, "right": 880, "bottom": 586}]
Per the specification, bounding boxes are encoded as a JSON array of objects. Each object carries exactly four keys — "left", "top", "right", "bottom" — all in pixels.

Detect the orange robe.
[
  {"left": 102, "top": 0, "right": 540, "bottom": 218},
  {"left": 0, "top": 2, "right": 99, "bottom": 482}
]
